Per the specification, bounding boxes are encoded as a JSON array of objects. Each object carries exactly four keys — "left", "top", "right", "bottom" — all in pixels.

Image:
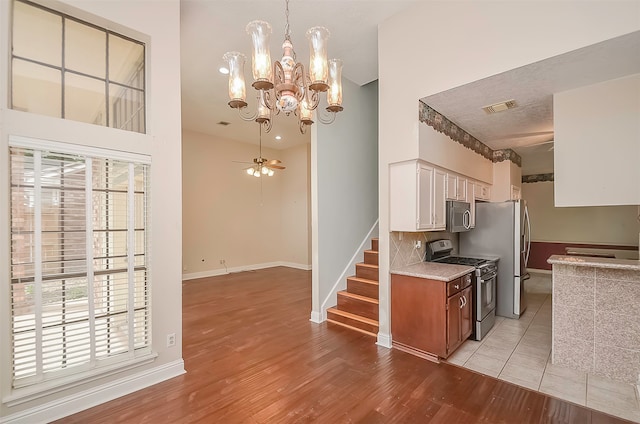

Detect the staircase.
[{"left": 327, "top": 238, "right": 379, "bottom": 337}]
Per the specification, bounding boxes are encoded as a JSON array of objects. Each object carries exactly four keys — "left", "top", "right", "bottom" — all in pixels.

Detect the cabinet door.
[
  {"left": 417, "top": 164, "right": 434, "bottom": 230},
  {"left": 457, "top": 178, "right": 467, "bottom": 201},
  {"left": 474, "top": 183, "right": 491, "bottom": 201},
  {"left": 447, "top": 291, "right": 463, "bottom": 354},
  {"left": 511, "top": 184, "right": 521, "bottom": 200},
  {"left": 434, "top": 169, "right": 446, "bottom": 229},
  {"left": 460, "top": 286, "right": 473, "bottom": 341},
  {"left": 446, "top": 174, "right": 457, "bottom": 200}
]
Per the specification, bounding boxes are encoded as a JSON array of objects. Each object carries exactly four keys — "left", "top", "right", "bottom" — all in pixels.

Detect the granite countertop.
[
  {"left": 548, "top": 254, "right": 640, "bottom": 271},
  {"left": 564, "top": 247, "right": 639, "bottom": 260},
  {"left": 391, "top": 262, "right": 475, "bottom": 282}
]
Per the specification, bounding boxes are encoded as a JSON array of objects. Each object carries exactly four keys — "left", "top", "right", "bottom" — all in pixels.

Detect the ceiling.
[
  {"left": 180, "top": 2, "right": 640, "bottom": 174},
  {"left": 422, "top": 31, "right": 640, "bottom": 174},
  {"left": 180, "top": 0, "right": 418, "bottom": 150}
]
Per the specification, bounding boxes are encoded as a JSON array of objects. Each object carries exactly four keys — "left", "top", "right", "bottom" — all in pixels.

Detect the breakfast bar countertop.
[
  {"left": 547, "top": 254, "right": 640, "bottom": 271},
  {"left": 391, "top": 262, "right": 475, "bottom": 282}
]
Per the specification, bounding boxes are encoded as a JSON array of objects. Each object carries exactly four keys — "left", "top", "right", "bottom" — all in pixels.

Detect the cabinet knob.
[{"left": 454, "top": 284, "right": 459, "bottom": 289}]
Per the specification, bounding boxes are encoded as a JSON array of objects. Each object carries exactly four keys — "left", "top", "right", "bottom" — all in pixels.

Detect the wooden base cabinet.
[{"left": 391, "top": 273, "right": 473, "bottom": 360}]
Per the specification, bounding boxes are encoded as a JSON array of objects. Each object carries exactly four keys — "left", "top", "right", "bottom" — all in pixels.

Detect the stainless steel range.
[{"left": 425, "top": 239, "right": 498, "bottom": 341}]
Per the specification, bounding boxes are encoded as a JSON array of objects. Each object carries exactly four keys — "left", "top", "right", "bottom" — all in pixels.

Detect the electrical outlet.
[
  {"left": 166, "top": 333, "right": 176, "bottom": 347},
  {"left": 415, "top": 240, "right": 422, "bottom": 249},
  {"left": 220, "top": 259, "right": 226, "bottom": 265}
]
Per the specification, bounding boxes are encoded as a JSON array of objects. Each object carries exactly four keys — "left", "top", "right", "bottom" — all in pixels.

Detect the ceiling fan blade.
[
  {"left": 268, "top": 165, "right": 286, "bottom": 170},
  {"left": 266, "top": 159, "right": 282, "bottom": 165},
  {"left": 232, "top": 160, "right": 254, "bottom": 164}
]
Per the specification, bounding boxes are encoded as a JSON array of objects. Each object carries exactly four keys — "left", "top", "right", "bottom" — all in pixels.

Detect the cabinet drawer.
[{"left": 447, "top": 273, "right": 472, "bottom": 297}]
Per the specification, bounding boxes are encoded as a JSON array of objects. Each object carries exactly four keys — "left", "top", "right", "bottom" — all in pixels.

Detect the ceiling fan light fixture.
[
  {"left": 222, "top": 0, "right": 343, "bottom": 134},
  {"left": 241, "top": 124, "right": 286, "bottom": 178}
]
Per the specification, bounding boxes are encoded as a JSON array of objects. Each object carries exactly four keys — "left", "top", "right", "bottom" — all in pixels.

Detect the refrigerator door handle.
[{"left": 524, "top": 206, "right": 531, "bottom": 267}]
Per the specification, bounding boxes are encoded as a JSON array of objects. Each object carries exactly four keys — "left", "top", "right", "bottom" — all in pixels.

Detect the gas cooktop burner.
[{"left": 433, "top": 256, "right": 487, "bottom": 267}]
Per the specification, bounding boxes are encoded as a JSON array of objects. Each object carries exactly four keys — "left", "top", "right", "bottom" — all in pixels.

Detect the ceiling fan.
[{"left": 235, "top": 125, "right": 286, "bottom": 177}]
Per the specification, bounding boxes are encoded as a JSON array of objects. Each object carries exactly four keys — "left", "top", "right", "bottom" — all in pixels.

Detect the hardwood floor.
[{"left": 56, "top": 267, "right": 633, "bottom": 423}]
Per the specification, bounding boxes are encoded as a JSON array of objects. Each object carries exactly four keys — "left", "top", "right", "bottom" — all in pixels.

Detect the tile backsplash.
[{"left": 390, "top": 231, "right": 458, "bottom": 270}]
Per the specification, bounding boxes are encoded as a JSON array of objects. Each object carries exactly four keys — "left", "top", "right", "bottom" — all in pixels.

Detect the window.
[
  {"left": 11, "top": 0, "right": 146, "bottom": 133},
  {"left": 9, "top": 138, "right": 151, "bottom": 391}
]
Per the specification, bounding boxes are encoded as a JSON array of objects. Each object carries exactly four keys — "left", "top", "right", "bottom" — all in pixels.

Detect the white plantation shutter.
[{"left": 9, "top": 141, "right": 150, "bottom": 390}]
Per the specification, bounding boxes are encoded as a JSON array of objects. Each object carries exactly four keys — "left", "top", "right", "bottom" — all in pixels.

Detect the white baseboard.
[
  {"left": 0, "top": 360, "right": 185, "bottom": 424},
  {"left": 182, "top": 261, "right": 311, "bottom": 281},
  {"left": 376, "top": 332, "right": 392, "bottom": 349},
  {"left": 309, "top": 311, "right": 322, "bottom": 324},
  {"left": 280, "top": 262, "right": 313, "bottom": 271}
]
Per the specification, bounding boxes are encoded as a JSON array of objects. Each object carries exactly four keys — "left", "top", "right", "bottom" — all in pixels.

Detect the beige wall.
[
  {"left": 182, "top": 130, "right": 310, "bottom": 278},
  {"left": 378, "top": 1, "right": 640, "bottom": 346},
  {"left": 522, "top": 181, "right": 640, "bottom": 245},
  {"left": 418, "top": 124, "right": 493, "bottom": 183},
  {"left": 555, "top": 73, "right": 640, "bottom": 206},
  {"left": 0, "top": 0, "right": 183, "bottom": 418},
  {"left": 280, "top": 144, "right": 312, "bottom": 266}
]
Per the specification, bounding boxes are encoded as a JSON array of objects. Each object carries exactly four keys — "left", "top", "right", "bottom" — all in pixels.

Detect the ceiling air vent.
[
  {"left": 217, "top": 121, "right": 231, "bottom": 126},
  {"left": 482, "top": 100, "right": 517, "bottom": 114}
]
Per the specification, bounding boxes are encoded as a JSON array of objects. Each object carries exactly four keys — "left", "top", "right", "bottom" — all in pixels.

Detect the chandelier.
[{"left": 222, "top": 0, "right": 344, "bottom": 134}]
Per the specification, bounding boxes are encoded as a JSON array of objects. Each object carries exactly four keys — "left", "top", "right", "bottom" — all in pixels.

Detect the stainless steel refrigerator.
[{"left": 459, "top": 200, "right": 531, "bottom": 319}]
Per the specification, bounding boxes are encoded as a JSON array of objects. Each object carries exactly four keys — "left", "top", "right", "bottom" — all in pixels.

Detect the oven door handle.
[{"left": 480, "top": 272, "right": 497, "bottom": 282}]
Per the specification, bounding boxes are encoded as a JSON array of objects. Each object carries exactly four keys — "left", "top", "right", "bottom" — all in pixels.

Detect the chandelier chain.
[{"left": 284, "top": 0, "right": 291, "bottom": 41}]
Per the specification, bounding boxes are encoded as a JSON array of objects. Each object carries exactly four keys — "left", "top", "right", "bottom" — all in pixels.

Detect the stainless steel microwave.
[{"left": 446, "top": 201, "right": 472, "bottom": 232}]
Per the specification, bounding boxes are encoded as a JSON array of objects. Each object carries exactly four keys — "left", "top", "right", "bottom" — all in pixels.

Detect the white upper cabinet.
[
  {"left": 417, "top": 164, "right": 435, "bottom": 230},
  {"left": 456, "top": 177, "right": 467, "bottom": 201},
  {"left": 390, "top": 161, "right": 446, "bottom": 231},
  {"left": 511, "top": 184, "right": 522, "bottom": 200},
  {"left": 447, "top": 173, "right": 469, "bottom": 201},
  {"left": 434, "top": 169, "right": 447, "bottom": 229},
  {"left": 390, "top": 160, "right": 492, "bottom": 232},
  {"left": 446, "top": 173, "right": 457, "bottom": 200},
  {"left": 475, "top": 182, "right": 491, "bottom": 201}
]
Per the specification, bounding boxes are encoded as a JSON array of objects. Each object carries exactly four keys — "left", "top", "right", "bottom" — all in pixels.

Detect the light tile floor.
[{"left": 446, "top": 272, "right": 640, "bottom": 423}]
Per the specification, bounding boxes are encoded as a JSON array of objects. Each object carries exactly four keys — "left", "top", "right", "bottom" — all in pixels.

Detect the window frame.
[
  {"left": 4, "top": 135, "right": 155, "bottom": 407},
  {"left": 10, "top": 0, "right": 147, "bottom": 133}
]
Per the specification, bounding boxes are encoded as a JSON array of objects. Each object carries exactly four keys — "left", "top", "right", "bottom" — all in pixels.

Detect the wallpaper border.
[{"left": 419, "top": 101, "right": 522, "bottom": 167}]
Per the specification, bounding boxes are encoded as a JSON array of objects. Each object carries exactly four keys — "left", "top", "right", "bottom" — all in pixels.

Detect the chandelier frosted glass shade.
[
  {"left": 222, "top": 0, "right": 343, "bottom": 134},
  {"left": 306, "top": 27, "right": 330, "bottom": 92},
  {"left": 327, "top": 59, "right": 344, "bottom": 112},
  {"left": 246, "top": 21, "right": 273, "bottom": 89},
  {"left": 222, "top": 52, "right": 247, "bottom": 109}
]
